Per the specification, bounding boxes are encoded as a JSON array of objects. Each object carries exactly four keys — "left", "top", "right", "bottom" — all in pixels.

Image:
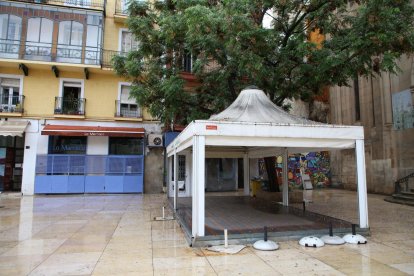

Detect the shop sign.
[{"left": 206, "top": 125, "right": 218, "bottom": 130}]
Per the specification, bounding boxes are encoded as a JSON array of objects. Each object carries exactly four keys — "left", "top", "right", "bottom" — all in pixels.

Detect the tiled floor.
[{"left": 0, "top": 189, "right": 413, "bottom": 275}]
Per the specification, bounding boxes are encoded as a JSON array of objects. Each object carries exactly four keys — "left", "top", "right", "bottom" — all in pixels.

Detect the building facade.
[
  {"left": 329, "top": 56, "right": 414, "bottom": 194},
  {"left": 0, "top": 0, "right": 164, "bottom": 195}
]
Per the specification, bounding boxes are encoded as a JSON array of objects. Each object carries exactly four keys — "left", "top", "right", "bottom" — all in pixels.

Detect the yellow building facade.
[{"left": 0, "top": 0, "right": 163, "bottom": 195}]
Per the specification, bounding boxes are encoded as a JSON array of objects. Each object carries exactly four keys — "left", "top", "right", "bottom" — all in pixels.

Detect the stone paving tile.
[
  {"left": 390, "top": 263, "right": 414, "bottom": 275},
  {"left": 0, "top": 190, "right": 413, "bottom": 275}
]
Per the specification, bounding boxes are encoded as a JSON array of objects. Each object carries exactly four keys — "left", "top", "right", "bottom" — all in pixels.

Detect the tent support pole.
[
  {"left": 282, "top": 148, "right": 289, "bottom": 206},
  {"left": 173, "top": 150, "right": 178, "bottom": 211},
  {"left": 192, "top": 136, "right": 205, "bottom": 237},
  {"left": 356, "top": 139, "right": 369, "bottom": 228},
  {"left": 166, "top": 156, "right": 170, "bottom": 205},
  {"left": 243, "top": 153, "right": 250, "bottom": 196}
]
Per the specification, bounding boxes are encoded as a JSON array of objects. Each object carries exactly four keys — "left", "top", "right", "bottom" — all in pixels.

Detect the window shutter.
[{"left": 121, "top": 86, "right": 136, "bottom": 104}]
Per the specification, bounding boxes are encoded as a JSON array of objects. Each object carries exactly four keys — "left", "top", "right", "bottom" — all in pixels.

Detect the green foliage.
[{"left": 112, "top": 0, "right": 414, "bottom": 126}]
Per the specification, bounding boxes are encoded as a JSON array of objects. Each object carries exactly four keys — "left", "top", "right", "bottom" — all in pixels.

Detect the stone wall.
[
  {"left": 329, "top": 56, "right": 414, "bottom": 195},
  {"left": 144, "top": 147, "right": 164, "bottom": 194}
]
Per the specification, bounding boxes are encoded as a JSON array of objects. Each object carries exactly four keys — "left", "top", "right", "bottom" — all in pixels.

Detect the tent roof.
[
  {"left": 167, "top": 87, "right": 364, "bottom": 156},
  {"left": 209, "top": 87, "right": 322, "bottom": 125}
]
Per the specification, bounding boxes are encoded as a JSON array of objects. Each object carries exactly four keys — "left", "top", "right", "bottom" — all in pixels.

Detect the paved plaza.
[{"left": 0, "top": 189, "right": 413, "bottom": 275}]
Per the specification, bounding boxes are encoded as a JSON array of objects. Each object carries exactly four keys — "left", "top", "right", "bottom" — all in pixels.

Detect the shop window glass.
[
  {"left": 109, "top": 137, "right": 143, "bottom": 155},
  {"left": 48, "top": 136, "right": 87, "bottom": 154}
]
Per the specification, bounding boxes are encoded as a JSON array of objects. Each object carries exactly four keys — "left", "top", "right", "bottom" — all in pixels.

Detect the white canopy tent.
[{"left": 166, "top": 87, "right": 368, "bottom": 238}]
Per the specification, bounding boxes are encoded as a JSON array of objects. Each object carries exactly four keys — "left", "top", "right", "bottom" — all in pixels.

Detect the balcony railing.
[
  {"left": 55, "top": 97, "right": 86, "bottom": 116},
  {"left": 115, "top": 0, "right": 128, "bottom": 15},
  {"left": 8, "top": 0, "right": 105, "bottom": 11},
  {"left": 115, "top": 0, "right": 153, "bottom": 15},
  {"left": 102, "top": 49, "right": 123, "bottom": 68},
  {"left": 0, "top": 39, "right": 101, "bottom": 66},
  {"left": 115, "top": 100, "right": 142, "bottom": 118},
  {"left": 0, "top": 95, "right": 24, "bottom": 114}
]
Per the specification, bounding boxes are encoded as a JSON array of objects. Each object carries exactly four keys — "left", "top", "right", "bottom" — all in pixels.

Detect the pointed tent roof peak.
[{"left": 208, "top": 87, "right": 323, "bottom": 125}]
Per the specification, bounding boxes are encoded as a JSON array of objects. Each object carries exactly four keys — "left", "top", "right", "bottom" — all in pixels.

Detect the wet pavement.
[{"left": 0, "top": 189, "right": 413, "bottom": 275}]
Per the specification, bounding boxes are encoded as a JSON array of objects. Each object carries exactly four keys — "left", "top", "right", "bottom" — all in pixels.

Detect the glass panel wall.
[
  {"left": 0, "top": 14, "right": 22, "bottom": 59},
  {"left": 48, "top": 136, "right": 87, "bottom": 154},
  {"left": 109, "top": 137, "right": 144, "bottom": 155},
  {"left": 26, "top": 17, "right": 53, "bottom": 61},
  {"left": 0, "top": 1, "right": 104, "bottom": 64}
]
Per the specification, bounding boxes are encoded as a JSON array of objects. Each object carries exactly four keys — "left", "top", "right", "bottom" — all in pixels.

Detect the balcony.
[
  {"left": 0, "top": 95, "right": 24, "bottom": 116},
  {"left": 54, "top": 97, "right": 86, "bottom": 116},
  {"left": 101, "top": 49, "right": 123, "bottom": 69},
  {"left": 0, "top": 40, "right": 101, "bottom": 66},
  {"left": 115, "top": 100, "right": 142, "bottom": 120},
  {"left": 8, "top": 0, "right": 105, "bottom": 11},
  {"left": 115, "top": 0, "right": 128, "bottom": 15}
]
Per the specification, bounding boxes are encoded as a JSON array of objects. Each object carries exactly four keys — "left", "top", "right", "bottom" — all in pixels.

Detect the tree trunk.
[{"left": 264, "top": 156, "right": 279, "bottom": 192}]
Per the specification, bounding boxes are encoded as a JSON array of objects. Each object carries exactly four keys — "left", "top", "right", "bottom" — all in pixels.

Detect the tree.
[{"left": 113, "top": 0, "right": 414, "bottom": 126}]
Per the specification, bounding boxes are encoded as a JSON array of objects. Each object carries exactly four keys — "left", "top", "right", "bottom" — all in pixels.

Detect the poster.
[{"left": 392, "top": 89, "right": 414, "bottom": 130}]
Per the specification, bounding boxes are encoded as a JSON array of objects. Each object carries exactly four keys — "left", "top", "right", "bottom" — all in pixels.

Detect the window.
[
  {"left": 85, "top": 15, "right": 102, "bottom": 65},
  {"left": 178, "top": 155, "right": 185, "bottom": 181},
  {"left": 57, "top": 79, "right": 85, "bottom": 115},
  {"left": 117, "top": 84, "right": 141, "bottom": 118},
  {"left": 182, "top": 50, "right": 195, "bottom": 73},
  {"left": 0, "top": 77, "right": 22, "bottom": 113},
  {"left": 0, "top": 14, "right": 22, "bottom": 58},
  {"left": 25, "top": 18, "right": 53, "bottom": 61},
  {"left": 120, "top": 30, "right": 139, "bottom": 53},
  {"left": 109, "top": 137, "right": 143, "bottom": 155},
  {"left": 120, "top": 0, "right": 129, "bottom": 14},
  {"left": 48, "top": 136, "right": 87, "bottom": 154},
  {"left": 57, "top": 21, "right": 83, "bottom": 63}
]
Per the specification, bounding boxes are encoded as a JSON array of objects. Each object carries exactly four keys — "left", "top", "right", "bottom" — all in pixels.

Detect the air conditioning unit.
[{"left": 147, "top": 134, "right": 163, "bottom": 147}]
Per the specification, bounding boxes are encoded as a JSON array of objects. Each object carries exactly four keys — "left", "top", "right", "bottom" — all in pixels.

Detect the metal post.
[
  {"left": 173, "top": 151, "right": 178, "bottom": 211},
  {"left": 282, "top": 148, "right": 289, "bottom": 206},
  {"left": 192, "top": 135, "right": 205, "bottom": 237},
  {"left": 243, "top": 153, "right": 250, "bottom": 196},
  {"left": 356, "top": 139, "right": 369, "bottom": 228}
]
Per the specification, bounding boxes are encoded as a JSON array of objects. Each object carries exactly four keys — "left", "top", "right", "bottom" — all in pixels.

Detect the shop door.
[{"left": 0, "top": 136, "right": 24, "bottom": 192}]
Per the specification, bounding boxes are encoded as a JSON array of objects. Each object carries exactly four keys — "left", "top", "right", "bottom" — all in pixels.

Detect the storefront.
[
  {"left": 0, "top": 120, "right": 28, "bottom": 192},
  {"left": 34, "top": 124, "right": 145, "bottom": 194}
]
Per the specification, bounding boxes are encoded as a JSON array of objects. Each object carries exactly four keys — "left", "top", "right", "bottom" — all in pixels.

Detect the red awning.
[{"left": 41, "top": 125, "right": 145, "bottom": 137}]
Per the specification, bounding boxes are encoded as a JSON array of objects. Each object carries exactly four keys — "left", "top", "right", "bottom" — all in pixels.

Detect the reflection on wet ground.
[{"left": 0, "top": 189, "right": 413, "bottom": 275}]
